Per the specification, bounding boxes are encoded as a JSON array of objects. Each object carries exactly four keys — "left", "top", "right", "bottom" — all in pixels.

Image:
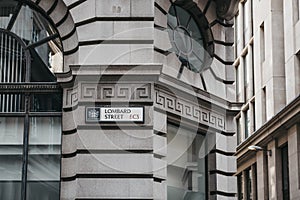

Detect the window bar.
[
  {"left": 8, "top": 33, "right": 11, "bottom": 83},
  {"left": 3, "top": 33, "right": 8, "bottom": 111},
  {"left": 21, "top": 96, "right": 30, "bottom": 200},
  {"left": 15, "top": 38, "right": 20, "bottom": 112},
  {"left": 3, "top": 32, "right": 7, "bottom": 83},
  {"left": 0, "top": 32, "right": 3, "bottom": 83},
  {"left": 0, "top": 32, "right": 2, "bottom": 112},
  {"left": 8, "top": 34, "right": 12, "bottom": 112},
  {"left": 26, "top": 33, "right": 59, "bottom": 50},
  {"left": 12, "top": 37, "right": 16, "bottom": 112}
]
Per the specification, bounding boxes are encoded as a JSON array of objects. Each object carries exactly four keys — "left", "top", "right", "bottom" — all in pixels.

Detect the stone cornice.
[
  {"left": 0, "top": 83, "right": 61, "bottom": 92},
  {"left": 154, "top": 87, "right": 226, "bottom": 131},
  {"left": 55, "top": 65, "right": 162, "bottom": 84},
  {"left": 157, "top": 73, "right": 242, "bottom": 113},
  {"left": 235, "top": 95, "right": 300, "bottom": 163}
]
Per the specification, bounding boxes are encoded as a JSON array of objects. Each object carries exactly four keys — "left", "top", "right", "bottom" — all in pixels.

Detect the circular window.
[{"left": 167, "top": 4, "right": 210, "bottom": 73}]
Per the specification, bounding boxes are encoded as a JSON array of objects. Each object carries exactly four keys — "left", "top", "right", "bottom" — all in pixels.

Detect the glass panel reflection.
[
  {"left": 29, "top": 117, "right": 61, "bottom": 145},
  {"left": 26, "top": 181, "right": 60, "bottom": 200},
  {"left": 30, "top": 93, "right": 62, "bottom": 112},
  {"left": 0, "top": 117, "right": 24, "bottom": 145},
  {"left": 176, "top": 6, "right": 190, "bottom": 27},
  {"left": 167, "top": 124, "right": 206, "bottom": 200},
  {"left": 11, "top": 5, "right": 57, "bottom": 45},
  {"left": 0, "top": 117, "right": 23, "bottom": 200},
  {"left": 27, "top": 117, "right": 61, "bottom": 199},
  {"left": 32, "top": 41, "right": 63, "bottom": 76},
  {"left": 0, "top": 182, "right": 21, "bottom": 200},
  {"left": 6, "top": 2, "right": 63, "bottom": 73}
]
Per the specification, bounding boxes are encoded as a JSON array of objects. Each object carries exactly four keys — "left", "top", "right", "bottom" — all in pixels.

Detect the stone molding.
[
  {"left": 65, "top": 86, "right": 78, "bottom": 108},
  {"left": 0, "top": 83, "right": 60, "bottom": 92},
  {"left": 64, "top": 83, "right": 153, "bottom": 108},
  {"left": 80, "top": 83, "right": 153, "bottom": 102},
  {"left": 154, "top": 89, "right": 225, "bottom": 131}
]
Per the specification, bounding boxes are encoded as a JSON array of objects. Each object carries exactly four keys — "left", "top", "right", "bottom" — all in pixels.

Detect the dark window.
[
  {"left": 237, "top": 173, "right": 244, "bottom": 200},
  {"left": 237, "top": 117, "right": 242, "bottom": 144},
  {"left": 244, "top": 56, "right": 248, "bottom": 99},
  {"left": 262, "top": 87, "right": 267, "bottom": 123},
  {"left": 281, "top": 145, "right": 290, "bottom": 200},
  {"left": 245, "top": 168, "right": 253, "bottom": 200},
  {"left": 260, "top": 23, "right": 265, "bottom": 62},
  {"left": 0, "top": 1, "right": 62, "bottom": 199},
  {"left": 252, "top": 102, "right": 256, "bottom": 131},
  {"left": 244, "top": 109, "right": 250, "bottom": 138}
]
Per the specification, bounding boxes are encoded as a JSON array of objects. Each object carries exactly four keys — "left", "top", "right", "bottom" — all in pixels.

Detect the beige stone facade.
[
  {"left": 234, "top": 0, "right": 300, "bottom": 199},
  {"left": 56, "top": 0, "right": 239, "bottom": 199},
  {"left": 0, "top": 0, "right": 242, "bottom": 199}
]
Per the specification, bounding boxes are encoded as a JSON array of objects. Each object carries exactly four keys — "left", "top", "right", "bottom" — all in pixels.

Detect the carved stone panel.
[
  {"left": 79, "top": 83, "right": 153, "bottom": 102},
  {"left": 154, "top": 89, "right": 225, "bottom": 131}
]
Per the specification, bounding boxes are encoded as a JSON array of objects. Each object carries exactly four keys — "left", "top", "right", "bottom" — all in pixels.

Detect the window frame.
[{"left": 0, "top": 1, "right": 63, "bottom": 199}]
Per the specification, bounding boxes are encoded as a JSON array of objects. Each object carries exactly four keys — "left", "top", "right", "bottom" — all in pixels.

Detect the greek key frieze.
[
  {"left": 80, "top": 83, "right": 152, "bottom": 102},
  {"left": 65, "top": 87, "right": 78, "bottom": 107},
  {"left": 155, "top": 90, "right": 225, "bottom": 130}
]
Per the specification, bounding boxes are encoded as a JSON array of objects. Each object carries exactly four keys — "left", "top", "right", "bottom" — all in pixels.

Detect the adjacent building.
[
  {"left": 234, "top": 0, "right": 300, "bottom": 199},
  {"left": 0, "top": 0, "right": 242, "bottom": 199}
]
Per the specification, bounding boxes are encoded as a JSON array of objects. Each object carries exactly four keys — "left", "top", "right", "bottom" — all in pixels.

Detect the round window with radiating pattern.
[{"left": 167, "top": 3, "right": 212, "bottom": 73}]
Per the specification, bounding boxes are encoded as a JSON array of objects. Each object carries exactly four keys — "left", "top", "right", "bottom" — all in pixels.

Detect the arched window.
[
  {"left": 167, "top": 1, "right": 213, "bottom": 74},
  {"left": 0, "top": 1, "right": 62, "bottom": 199}
]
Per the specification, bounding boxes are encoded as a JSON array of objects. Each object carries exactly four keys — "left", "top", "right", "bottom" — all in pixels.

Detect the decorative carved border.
[
  {"left": 0, "top": 83, "right": 61, "bottom": 92},
  {"left": 63, "top": 83, "right": 153, "bottom": 108},
  {"left": 80, "top": 83, "right": 153, "bottom": 102},
  {"left": 65, "top": 86, "right": 78, "bottom": 107},
  {"left": 155, "top": 90, "right": 225, "bottom": 130}
]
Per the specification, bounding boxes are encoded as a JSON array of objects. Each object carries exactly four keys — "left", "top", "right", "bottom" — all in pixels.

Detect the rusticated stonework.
[{"left": 154, "top": 90, "right": 225, "bottom": 131}]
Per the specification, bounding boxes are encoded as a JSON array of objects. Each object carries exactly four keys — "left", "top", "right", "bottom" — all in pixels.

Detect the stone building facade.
[
  {"left": 0, "top": 0, "right": 240, "bottom": 199},
  {"left": 234, "top": 0, "right": 300, "bottom": 199}
]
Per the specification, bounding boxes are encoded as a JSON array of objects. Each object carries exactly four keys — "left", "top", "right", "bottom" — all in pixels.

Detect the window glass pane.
[
  {"left": 0, "top": 0, "right": 18, "bottom": 29},
  {"left": 29, "top": 117, "right": 61, "bottom": 145},
  {"left": 188, "top": 19, "right": 202, "bottom": 40},
  {"left": 0, "top": 182, "right": 21, "bottom": 200},
  {"left": 8, "top": 3, "right": 63, "bottom": 74},
  {"left": 176, "top": 6, "right": 190, "bottom": 27},
  {"left": 26, "top": 181, "right": 59, "bottom": 200},
  {"left": 11, "top": 5, "right": 58, "bottom": 45},
  {"left": 27, "top": 155, "right": 60, "bottom": 181},
  {"left": 167, "top": 124, "right": 206, "bottom": 199},
  {"left": 246, "top": 168, "right": 252, "bottom": 199},
  {"left": 238, "top": 173, "right": 244, "bottom": 200},
  {"left": 0, "top": 117, "right": 24, "bottom": 145},
  {"left": 27, "top": 117, "right": 61, "bottom": 199},
  {"left": 30, "top": 41, "right": 63, "bottom": 77},
  {"left": 28, "top": 117, "right": 61, "bottom": 180},
  {"left": 0, "top": 31, "right": 27, "bottom": 84},
  {"left": 167, "top": 4, "right": 207, "bottom": 73},
  {"left": 0, "top": 117, "right": 23, "bottom": 199},
  {"left": 30, "top": 93, "right": 62, "bottom": 112},
  {"left": 0, "top": 155, "right": 23, "bottom": 180},
  {"left": 237, "top": 118, "right": 242, "bottom": 144},
  {"left": 281, "top": 145, "right": 289, "bottom": 199},
  {"left": 236, "top": 66, "right": 240, "bottom": 100},
  {"left": 0, "top": 94, "right": 25, "bottom": 112},
  {"left": 244, "top": 110, "right": 251, "bottom": 138}
]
